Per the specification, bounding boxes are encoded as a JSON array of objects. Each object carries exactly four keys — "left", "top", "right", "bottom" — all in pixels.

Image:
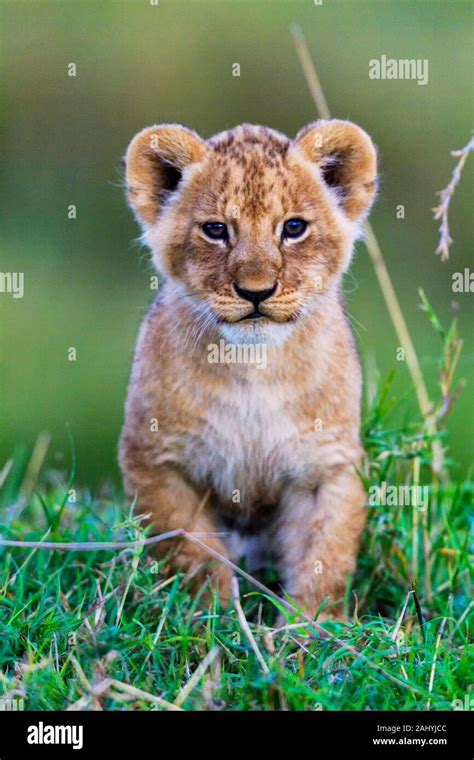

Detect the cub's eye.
[
  {"left": 202, "top": 222, "right": 228, "bottom": 241},
  {"left": 282, "top": 218, "right": 308, "bottom": 240}
]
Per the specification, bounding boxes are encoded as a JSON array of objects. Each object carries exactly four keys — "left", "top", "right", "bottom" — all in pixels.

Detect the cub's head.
[{"left": 125, "top": 120, "right": 377, "bottom": 344}]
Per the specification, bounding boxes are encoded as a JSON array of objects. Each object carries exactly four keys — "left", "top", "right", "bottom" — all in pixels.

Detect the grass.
[{"left": 0, "top": 311, "right": 472, "bottom": 711}]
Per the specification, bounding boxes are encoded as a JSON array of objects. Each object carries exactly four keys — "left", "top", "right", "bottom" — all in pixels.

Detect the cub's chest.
[{"left": 184, "top": 382, "right": 309, "bottom": 507}]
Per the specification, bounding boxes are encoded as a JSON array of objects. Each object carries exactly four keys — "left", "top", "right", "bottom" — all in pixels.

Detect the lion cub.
[{"left": 120, "top": 120, "right": 377, "bottom": 618}]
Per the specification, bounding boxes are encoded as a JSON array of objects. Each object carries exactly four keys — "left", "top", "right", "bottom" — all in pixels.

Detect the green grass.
[
  {"left": 0, "top": 377, "right": 471, "bottom": 712},
  {"left": 0, "top": 304, "right": 472, "bottom": 711}
]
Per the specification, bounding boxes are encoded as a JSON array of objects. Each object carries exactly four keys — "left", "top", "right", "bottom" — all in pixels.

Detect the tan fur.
[{"left": 120, "top": 120, "right": 378, "bottom": 617}]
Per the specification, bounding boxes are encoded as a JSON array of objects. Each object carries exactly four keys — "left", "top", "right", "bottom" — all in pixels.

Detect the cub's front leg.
[
  {"left": 276, "top": 467, "right": 367, "bottom": 619},
  {"left": 120, "top": 451, "right": 232, "bottom": 606}
]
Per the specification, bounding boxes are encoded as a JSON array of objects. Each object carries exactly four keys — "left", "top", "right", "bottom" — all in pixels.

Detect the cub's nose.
[{"left": 234, "top": 283, "right": 277, "bottom": 307}]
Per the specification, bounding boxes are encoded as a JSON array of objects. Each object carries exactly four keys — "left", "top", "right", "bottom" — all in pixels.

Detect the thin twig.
[
  {"left": 0, "top": 528, "right": 211, "bottom": 551},
  {"left": 433, "top": 137, "right": 474, "bottom": 261}
]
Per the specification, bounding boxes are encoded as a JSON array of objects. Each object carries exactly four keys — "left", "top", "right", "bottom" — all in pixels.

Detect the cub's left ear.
[
  {"left": 295, "top": 119, "right": 378, "bottom": 222},
  {"left": 125, "top": 124, "right": 208, "bottom": 228}
]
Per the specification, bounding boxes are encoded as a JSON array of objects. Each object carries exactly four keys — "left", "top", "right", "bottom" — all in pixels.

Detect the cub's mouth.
[
  {"left": 238, "top": 310, "right": 266, "bottom": 322},
  {"left": 215, "top": 306, "right": 300, "bottom": 326},
  {"left": 208, "top": 291, "right": 303, "bottom": 326},
  {"left": 212, "top": 305, "right": 275, "bottom": 324}
]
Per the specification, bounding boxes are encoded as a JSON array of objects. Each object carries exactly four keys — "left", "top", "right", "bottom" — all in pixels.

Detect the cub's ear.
[
  {"left": 125, "top": 124, "right": 207, "bottom": 227},
  {"left": 295, "top": 119, "right": 377, "bottom": 222}
]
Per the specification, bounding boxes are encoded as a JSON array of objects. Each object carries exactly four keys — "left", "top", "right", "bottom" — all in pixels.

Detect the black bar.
[{"left": 0, "top": 710, "right": 471, "bottom": 757}]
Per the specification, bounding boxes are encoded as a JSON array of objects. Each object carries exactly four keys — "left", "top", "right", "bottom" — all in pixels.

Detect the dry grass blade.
[
  {"left": 69, "top": 655, "right": 106, "bottom": 711},
  {"left": 19, "top": 432, "right": 51, "bottom": 501},
  {"left": 115, "top": 551, "right": 141, "bottom": 627},
  {"left": 5, "top": 431, "right": 51, "bottom": 522},
  {"left": 173, "top": 646, "right": 220, "bottom": 708},
  {"left": 291, "top": 24, "right": 444, "bottom": 475},
  {"left": 391, "top": 591, "right": 414, "bottom": 643},
  {"left": 69, "top": 653, "right": 180, "bottom": 711},
  {"left": 426, "top": 616, "right": 448, "bottom": 710},
  {"left": 109, "top": 679, "right": 183, "bottom": 711},
  {"left": 232, "top": 576, "right": 269, "bottom": 674},
  {"left": 290, "top": 24, "right": 331, "bottom": 119},
  {"left": 0, "top": 459, "right": 13, "bottom": 489}
]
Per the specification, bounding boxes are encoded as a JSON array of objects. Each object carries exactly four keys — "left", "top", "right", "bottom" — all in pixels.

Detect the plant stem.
[{"left": 291, "top": 24, "right": 444, "bottom": 475}]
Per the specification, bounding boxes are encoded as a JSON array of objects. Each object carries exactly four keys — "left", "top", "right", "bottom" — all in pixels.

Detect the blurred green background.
[{"left": 0, "top": 0, "right": 472, "bottom": 485}]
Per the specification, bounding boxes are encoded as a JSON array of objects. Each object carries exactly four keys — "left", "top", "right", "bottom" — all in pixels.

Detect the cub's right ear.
[
  {"left": 295, "top": 119, "right": 377, "bottom": 223},
  {"left": 125, "top": 124, "right": 207, "bottom": 228}
]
